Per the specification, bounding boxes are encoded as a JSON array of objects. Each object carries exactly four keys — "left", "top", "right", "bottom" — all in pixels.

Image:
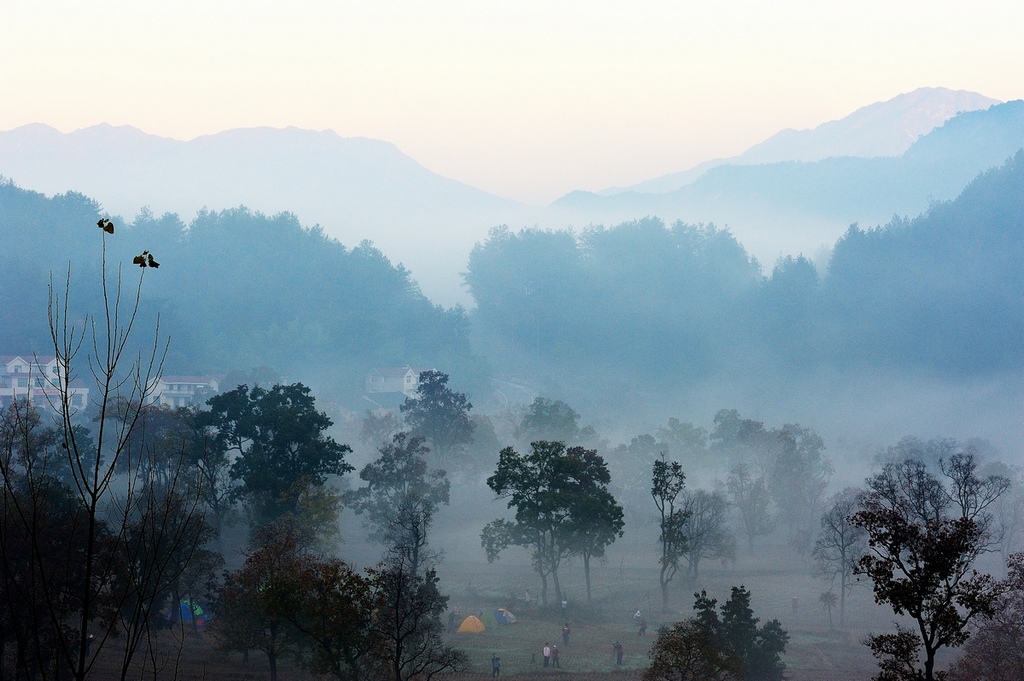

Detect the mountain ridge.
[
  {"left": 605, "top": 87, "right": 1000, "bottom": 196},
  {"left": 0, "top": 87, "right": 1016, "bottom": 304}
]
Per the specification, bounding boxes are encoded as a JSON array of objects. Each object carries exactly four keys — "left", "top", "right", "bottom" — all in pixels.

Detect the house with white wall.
[
  {"left": 0, "top": 354, "right": 89, "bottom": 411},
  {"left": 365, "top": 366, "right": 431, "bottom": 398},
  {"left": 151, "top": 375, "right": 222, "bottom": 408}
]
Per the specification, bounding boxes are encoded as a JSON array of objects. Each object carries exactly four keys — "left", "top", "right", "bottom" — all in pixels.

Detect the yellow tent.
[{"left": 457, "top": 615, "right": 486, "bottom": 633}]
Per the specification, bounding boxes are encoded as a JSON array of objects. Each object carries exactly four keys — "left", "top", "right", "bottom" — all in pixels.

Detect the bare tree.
[
  {"left": 812, "top": 488, "right": 866, "bottom": 628},
  {"left": 725, "top": 463, "right": 773, "bottom": 550},
  {"left": 0, "top": 221, "right": 210, "bottom": 681},
  {"left": 681, "top": 489, "right": 735, "bottom": 580}
]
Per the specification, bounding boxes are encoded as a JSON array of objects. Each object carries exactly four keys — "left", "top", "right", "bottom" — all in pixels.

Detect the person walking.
[
  {"left": 551, "top": 645, "right": 560, "bottom": 668},
  {"left": 562, "top": 623, "right": 570, "bottom": 645},
  {"left": 543, "top": 642, "right": 551, "bottom": 667},
  {"left": 492, "top": 654, "right": 501, "bottom": 677}
]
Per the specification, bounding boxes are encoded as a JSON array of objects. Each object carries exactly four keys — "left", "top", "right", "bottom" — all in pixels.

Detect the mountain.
[
  {"left": 613, "top": 88, "right": 1000, "bottom": 196},
  {"left": 552, "top": 100, "right": 1024, "bottom": 267},
  {"left": 0, "top": 88, "right": 1015, "bottom": 303},
  {"left": 0, "top": 125, "right": 533, "bottom": 305}
]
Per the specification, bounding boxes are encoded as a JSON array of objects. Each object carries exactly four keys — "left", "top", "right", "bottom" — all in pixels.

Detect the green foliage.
[
  {"left": 400, "top": 371, "right": 474, "bottom": 463},
  {"left": 652, "top": 455, "right": 688, "bottom": 611},
  {"left": 200, "top": 383, "right": 353, "bottom": 534},
  {"left": 483, "top": 441, "right": 623, "bottom": 606},
  {"left": 519, "top": 397, "right": 581, "bottom": 445},
  {"left": 711, "top": 409, "right": 831, "bottom": 552},
  {"left": 0, "top": 191, "right": 476, "bottom": 396},
  {"left": 647, "top": 587, "right": 787, "bottom": 681},
  {"left": 345, "top": 432, "right": 450, "bottom": 573}
]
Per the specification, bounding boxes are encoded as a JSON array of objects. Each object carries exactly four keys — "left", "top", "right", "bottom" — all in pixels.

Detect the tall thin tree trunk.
[{"left": 583, "top": 553, "right": 592, "bottom": 603}]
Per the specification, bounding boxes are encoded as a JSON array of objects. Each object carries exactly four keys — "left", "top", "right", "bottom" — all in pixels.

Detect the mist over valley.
[{"left": 1, "top": 87, "right": 1023, "bottom": 681}]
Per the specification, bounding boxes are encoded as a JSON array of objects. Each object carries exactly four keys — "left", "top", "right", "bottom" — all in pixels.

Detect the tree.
[
  {"left": 712, "top": 411, "right": 831, "bottom": 552},
  {"left": 214, "top": 527, "right": 304, "bottom": 681},
  {"left": 200, "top": 383, "right": 353, "bottom": 536},
  {"left": 984, "top": 462, "right": 1024, "bottom": 570},
  {"left": 518, "top": 398, "right": 580, "bottom": 445},
  {"left": 852, "top": 453, "right": 1010, "bottom": 681},
  {"left": 366, "top": 554, "right": 467, "bottom": 681},
  {"left": 766, "top": 424, "right": 831, "bottom": 552},
  {"left": 819, "top": 591, "right": 838, "bottom": 629},
  {"left": 947, "top": 552, "right": 1024, "bottom": 681},
  {"left": 712, "top": 586, "right": 788, "bottom": 681},
  {"left": 655, "top": 419, "right": 708, "bottom": 464},
  {"left": 287, "top": 555, "right": 377, "bottom": 681},
  {"left": 360, "top": 409, "right": 403, "bottom": 450},
  {"left": 345, "top": 432, "right": 450, "bottom": 575},
  {"left": 482, "top": 441, "right": 621, "bottom": 606},
  {"left": 0, "top": 220, "right": 211, "bottom": 681},
  {"left": 647, "top": 587, "right": 787, "bottom": 681},
  {"left": 652, "top": 455, "right": 689, "bottom": 611},
  {"left": 1, "top": 436, "right": 96, "bottom": 681},
  {"left": 400, "top": 371, "right": 474, "bottom": 463},
  {"left": 181, "top": 405, "right": 238, "bottom": 554},
  {"left": 726, "top": 463, "right": 773, "bottom": 550},
  {"left": 566, "top": 455, "right": 624, "bottom": 603},
  {"left": 681, "top": 489, "right": 735, "bottom": 580},
  {"left": 812, "top": 488, "right": 866, "bottom": 628},
  {"left": 644, "top": 619, "right": 744, "bottom": 681}
]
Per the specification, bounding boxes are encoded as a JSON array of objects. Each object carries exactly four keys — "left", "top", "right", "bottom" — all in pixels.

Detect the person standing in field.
[
  {"left": 492, "top": 654, "right": 501, "bottom": 677},
  {"left": 562, "top": 623, "right": 570, "bottom": 645},
  {"left": 613, "top": 640, "right": 624, "bottom": 665},
  {"left": 543, "top": 642, "right": 551, "bottom": 667},
  {"left": 552, "top": 645, "right": 560, "bottom": 668}
]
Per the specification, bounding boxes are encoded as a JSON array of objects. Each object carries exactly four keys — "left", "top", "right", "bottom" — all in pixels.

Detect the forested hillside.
[
  {"left": 467, "top": 151, "right": 1024, "bottom": 397},
  {"left": 2, "top": 150, "right": 1020, "bottom": 409},
  {"left": 0, "top": 182, "right": 478, "bottom": 399}
]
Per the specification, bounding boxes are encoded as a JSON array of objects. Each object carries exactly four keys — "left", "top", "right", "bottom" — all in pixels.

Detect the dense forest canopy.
[
  {"left": 1, "top": 150, "right": 1021, "bottom": 412},
  {"left": 0, "top": 183, "right": 477, "bottom": 401},
  {"left": 467, "top": 151, "right": 1024, "bottom": 395}
]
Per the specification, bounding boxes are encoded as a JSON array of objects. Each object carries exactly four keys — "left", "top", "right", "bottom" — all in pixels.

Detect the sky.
[{"left": 2, "top": 0, "right": 1022, "bottom": 205}]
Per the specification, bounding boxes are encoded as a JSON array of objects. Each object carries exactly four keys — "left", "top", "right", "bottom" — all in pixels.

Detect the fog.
[{"left": 1, "top": 91, "right": 1022, "bottom": 681}]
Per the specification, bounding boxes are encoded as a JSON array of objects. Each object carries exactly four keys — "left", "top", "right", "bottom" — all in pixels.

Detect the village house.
[
  {"left": 151, "top": 375, "right": 222, "bottom": 408},
  {"left": 365, "top": 366, "right": 431, "bottom": 398},
  {"left": 0, "top": 354, "right": 89, "bottom": 411},
  {"left": 1, "top": 355, "right": 222, "bottom": 412}
]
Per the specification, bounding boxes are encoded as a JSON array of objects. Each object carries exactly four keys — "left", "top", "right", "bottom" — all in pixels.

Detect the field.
[
  {"left": 91, "top": 546, "right": 901, "bottom": 680},
  {"left": 437, "top": 551, "right": 883, "bottom": 681}
]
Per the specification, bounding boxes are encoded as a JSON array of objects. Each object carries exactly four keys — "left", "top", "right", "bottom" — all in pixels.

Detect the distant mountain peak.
[{"left": 611, "top": 87, "right": 1001, "bottom": 196}]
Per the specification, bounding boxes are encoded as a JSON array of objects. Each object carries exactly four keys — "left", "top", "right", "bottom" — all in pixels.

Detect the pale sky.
[{"left": 2, "top": 0, "right": 1022, "bottom": 204}]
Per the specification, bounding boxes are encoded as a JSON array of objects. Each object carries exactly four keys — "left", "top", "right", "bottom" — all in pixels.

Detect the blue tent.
[
  {"left": 494, "top": 608, "right": 517, "bottom": 625},
  {"left": 179, "top": 599, "right": 211, "bottom": 628}
]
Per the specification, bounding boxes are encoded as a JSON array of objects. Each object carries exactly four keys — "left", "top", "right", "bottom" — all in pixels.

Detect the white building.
[
  {"left": 365, "top": 366, "right": 431, "bottom": 398},
  {"left": 0, "top": 354, "right": 89, "bottom": 411},
  {"left": 151, "top": 375, "right": 222, "bottom": 408}
]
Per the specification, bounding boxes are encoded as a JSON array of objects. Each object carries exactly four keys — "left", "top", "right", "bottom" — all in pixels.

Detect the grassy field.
[
  {"left": 82, "top": 547, "right": 891, "bottom": 680},
  {"left": 436, "top": 552, "right": 884, "bottom": 680}
]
